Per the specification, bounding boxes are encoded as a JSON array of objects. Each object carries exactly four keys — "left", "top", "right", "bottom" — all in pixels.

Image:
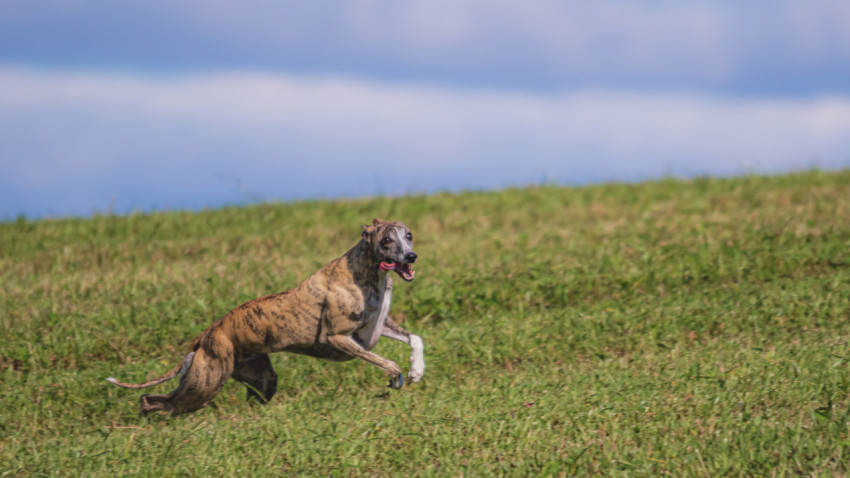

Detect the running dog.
[{"left": 107, "top": 219, "right": 425, "bottom": 415}]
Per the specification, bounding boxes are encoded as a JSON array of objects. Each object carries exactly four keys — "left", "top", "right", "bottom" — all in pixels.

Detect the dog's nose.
[{"left": 404, "top": 252, "right": 418, "bottom": 263}]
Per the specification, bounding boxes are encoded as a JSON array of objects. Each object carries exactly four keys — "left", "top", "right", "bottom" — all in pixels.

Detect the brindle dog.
[{"left": 107, "top": 219, "right": 425, "bottom": 415}]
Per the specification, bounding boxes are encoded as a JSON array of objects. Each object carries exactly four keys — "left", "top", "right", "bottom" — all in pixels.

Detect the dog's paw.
[
  {"left": 408, "top": 363, "right": 424, "bottom": 383},
  {"left": 388, "top": 373, "right": 405, "bottom": 390},
  {"left": 408, "top": 335, "right": 425, "bottom": 383}
]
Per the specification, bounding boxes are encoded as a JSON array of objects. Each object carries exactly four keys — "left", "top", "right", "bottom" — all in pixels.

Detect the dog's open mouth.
[{"left": 380, "top": 261, "right": 415, "bottom": 281}]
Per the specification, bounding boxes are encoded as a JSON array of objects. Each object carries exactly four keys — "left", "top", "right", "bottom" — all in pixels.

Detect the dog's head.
[{"left": 361, "top": 218, "right": 417, "bottom": 282}]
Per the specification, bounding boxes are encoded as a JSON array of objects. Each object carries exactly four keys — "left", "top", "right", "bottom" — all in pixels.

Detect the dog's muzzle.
[{"left": 380, "top": 254, "right": 416, "bottom": 282}]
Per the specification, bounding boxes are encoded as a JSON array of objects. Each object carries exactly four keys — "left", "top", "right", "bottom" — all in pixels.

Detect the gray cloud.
[
  {"left": 2, "top": 68, "right": 848, "bottom": 218},
  {"left": 1, "top": 1, "right": 848, "bottom": 95}
]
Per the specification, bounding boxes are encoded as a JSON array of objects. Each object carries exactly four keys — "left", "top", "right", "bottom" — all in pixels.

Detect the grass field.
[{"left": 2, "top": 170, "right": 850, "bottom": 476}]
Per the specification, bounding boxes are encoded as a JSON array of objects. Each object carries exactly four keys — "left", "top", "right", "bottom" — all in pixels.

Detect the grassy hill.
[{"left": 2, "top": 170, "right": 849, "bottom": 476}]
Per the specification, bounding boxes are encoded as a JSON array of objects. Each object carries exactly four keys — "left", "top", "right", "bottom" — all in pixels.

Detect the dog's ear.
[
  {"left": 361, "top": 224, "right": 374, "bottom": 240},
  {"left": 372, "top": 218, "right": 385, "bottom": 226}
]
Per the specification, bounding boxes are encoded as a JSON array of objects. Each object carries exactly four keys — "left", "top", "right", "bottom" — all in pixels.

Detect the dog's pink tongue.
[{"left": 379, "top": 262, "right": 395, "bottom": 271}]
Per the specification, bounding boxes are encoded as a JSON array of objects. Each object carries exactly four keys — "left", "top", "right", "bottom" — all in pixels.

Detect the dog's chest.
[{"left": 354, "top": 277, "right": 392, "bottom": 350}]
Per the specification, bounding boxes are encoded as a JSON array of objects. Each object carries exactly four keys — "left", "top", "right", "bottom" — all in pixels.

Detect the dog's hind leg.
[
  {"left": 140, "top": 334, "right": 236, "bottom": 415},
  {"left": 232, "top": 354, "right": 278, "bottom": 403}
]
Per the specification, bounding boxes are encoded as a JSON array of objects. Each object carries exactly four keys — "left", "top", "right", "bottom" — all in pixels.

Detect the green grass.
[{"left": 2, "top": 170, "right": 850, "bottom": 476}]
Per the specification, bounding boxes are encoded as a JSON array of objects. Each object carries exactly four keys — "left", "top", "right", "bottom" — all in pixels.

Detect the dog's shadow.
[{"left": 328, "top": 370, "right": 394, "bottom": 400}]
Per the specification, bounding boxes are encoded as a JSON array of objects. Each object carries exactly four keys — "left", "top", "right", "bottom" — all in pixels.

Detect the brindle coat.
[{"left": 107, "top": 219, "right": 425, "bottom": 415}]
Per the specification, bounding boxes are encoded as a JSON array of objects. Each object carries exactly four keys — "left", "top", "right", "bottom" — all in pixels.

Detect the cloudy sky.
[{"left": 2, "top": 1, "right": 849, "bottom": 219}]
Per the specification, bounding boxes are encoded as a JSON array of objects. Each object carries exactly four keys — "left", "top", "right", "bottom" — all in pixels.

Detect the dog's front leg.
[
  {"left": 325, "top": 334, "right": 406, "bottom": 389},
  {"left": 381, "top": 317, "right": 425, "bottom": 383}
]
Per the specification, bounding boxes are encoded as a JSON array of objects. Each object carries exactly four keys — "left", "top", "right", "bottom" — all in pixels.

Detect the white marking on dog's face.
[{"left": 391, "top": 226, "right": 414, "bottom": 261}]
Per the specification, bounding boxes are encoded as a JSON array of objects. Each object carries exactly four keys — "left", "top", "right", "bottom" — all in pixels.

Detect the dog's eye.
[
  {"left": 381, "top": 236, "right": 393, "bottom": 245},
  {"left": 405, "top": 232, "right": 413, "bottom": 240}
]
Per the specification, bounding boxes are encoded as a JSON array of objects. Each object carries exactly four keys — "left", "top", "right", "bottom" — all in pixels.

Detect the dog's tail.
[{"left": 106, "top": 352, "right": 194, "bottom": 390}]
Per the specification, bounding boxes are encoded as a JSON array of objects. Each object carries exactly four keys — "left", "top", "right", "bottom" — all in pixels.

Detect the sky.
[{"left": 2, "top": 1, "right": 850, "bottom": 219}]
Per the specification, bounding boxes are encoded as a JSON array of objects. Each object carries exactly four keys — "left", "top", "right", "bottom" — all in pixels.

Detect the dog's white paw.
[
  {"left": 408, "top": 365, "right": 424, "bottom": 383},
  {"left": 408, "top": 335, "right": 425, "bottom": 383},
  {"left": 408, "top": 353, "right": 425, "bottom": 382}
]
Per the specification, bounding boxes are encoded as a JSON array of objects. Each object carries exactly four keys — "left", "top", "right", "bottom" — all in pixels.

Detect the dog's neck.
[{"left": 344, "top": 239, "right": 386, "bottom": 285}]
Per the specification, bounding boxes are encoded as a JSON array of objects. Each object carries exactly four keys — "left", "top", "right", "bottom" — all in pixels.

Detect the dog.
[{"left": 107, "top": 218, "right": 425, "bottom": 415}]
